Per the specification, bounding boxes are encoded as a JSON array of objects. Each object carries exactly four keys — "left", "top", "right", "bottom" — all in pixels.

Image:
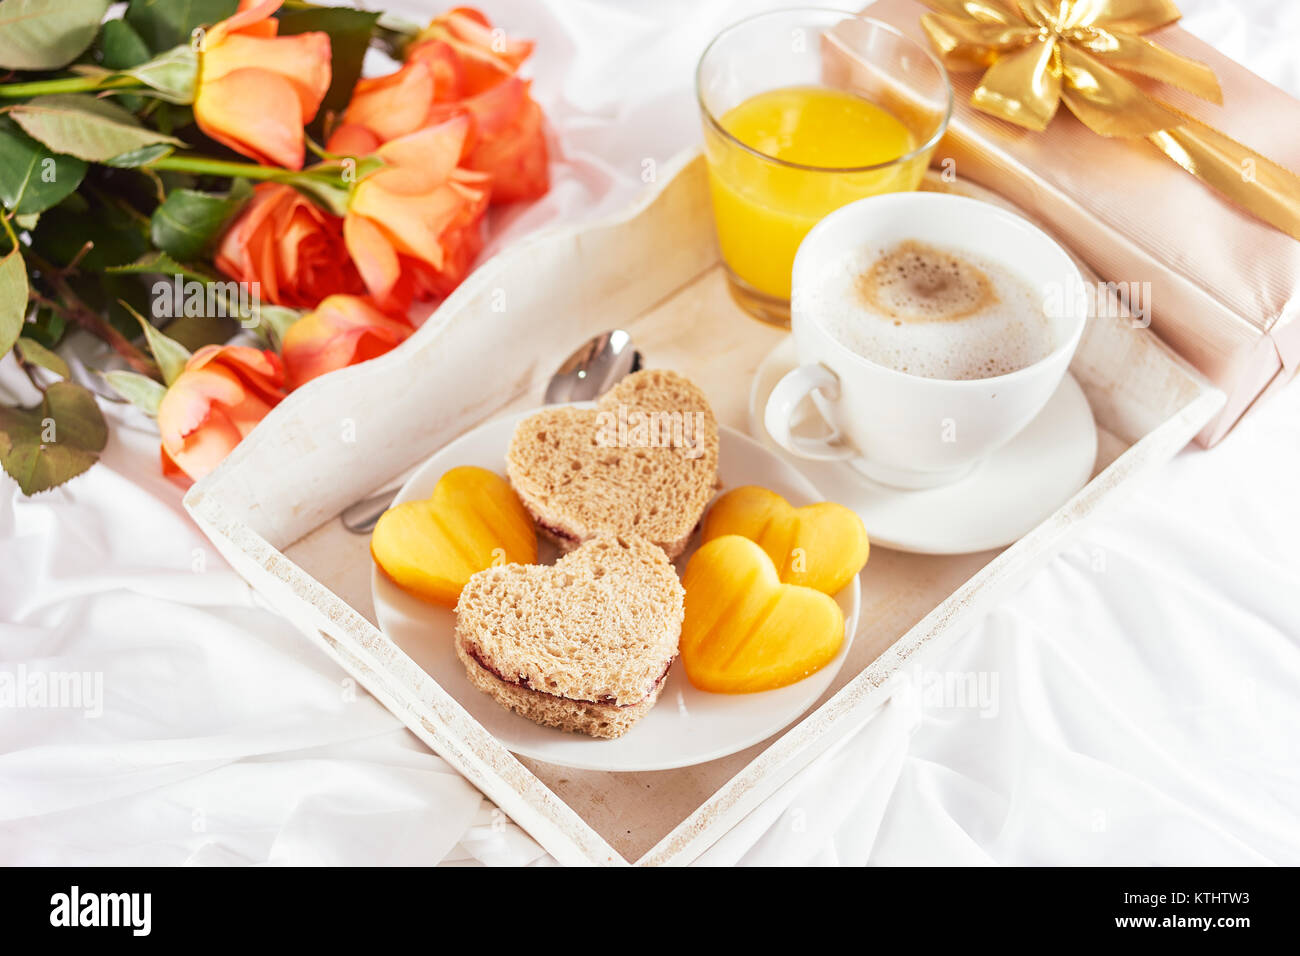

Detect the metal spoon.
[{"left": 340, "top": 329, "right": 643, "bottom": 534}]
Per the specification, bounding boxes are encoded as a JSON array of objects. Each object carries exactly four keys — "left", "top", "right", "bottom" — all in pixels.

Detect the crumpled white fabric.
[{"left": 2, "top": 0, "right": 1298, "bottom": 866}]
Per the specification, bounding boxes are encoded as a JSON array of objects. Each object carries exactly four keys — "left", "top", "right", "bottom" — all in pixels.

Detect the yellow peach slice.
[
  {"left": 680, "top": 535, "right": 845, "bottom": 693},
  {"left": 371, "top": 465, "right": 537, "bottom": 606},
  {"left": 701, "top": 485, "right": 868, "bottom": 595}
]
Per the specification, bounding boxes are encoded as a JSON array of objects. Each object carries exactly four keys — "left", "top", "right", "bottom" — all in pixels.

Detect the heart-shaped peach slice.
[
  {"left": 701, "top": 486, "right": 868, "bottom": 595},
  {"left": 680, "top": 535, "right": 845, "bottom": 694},
  {"left": 371, "top": 465, "right": 537, "bottom": 606}
]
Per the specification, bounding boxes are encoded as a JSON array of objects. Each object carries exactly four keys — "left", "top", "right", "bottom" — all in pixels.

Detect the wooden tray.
[{"left": 184, "top": 152, "right": 1224, "bottom": 866}]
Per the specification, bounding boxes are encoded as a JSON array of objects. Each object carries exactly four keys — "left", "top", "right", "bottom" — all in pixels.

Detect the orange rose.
[
  {"left": 194, "top": 0, "right": 331, "bottom": 170},
  {"left": 215, "top": 183, "right": 366, "bottom": 309},
  {"left": 158, "top": 345, "right": 286, "bottom": 484},
  {"left": 324, "top": 43, "right": 460, "bottom": 157},
  {"left": 327, "top": 7, "right": 548, "bottom": 203},
  {"left": 281, "top": 295, "right": 412, "bottom": 388},
  {"left": 427, "top": 73, "right": 549, "bottom": 204},
  {"left": 343, "top": 118, "right": 490, "bottom": 312},
  {"left": 418, "top": 7, "right": 535, "bottom": 89}
]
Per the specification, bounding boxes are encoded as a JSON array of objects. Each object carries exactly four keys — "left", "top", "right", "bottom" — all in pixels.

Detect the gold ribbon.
[{"left": 919, "top": 0, "right": 1300, "bottom": 239}]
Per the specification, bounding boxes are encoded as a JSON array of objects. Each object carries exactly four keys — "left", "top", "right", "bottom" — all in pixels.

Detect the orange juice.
[{"left": 704, "top": 85, "right": 922, "bottom": 301}]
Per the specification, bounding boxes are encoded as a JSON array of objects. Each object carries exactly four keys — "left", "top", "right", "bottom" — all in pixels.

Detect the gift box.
[{"left": 861, "top": 0, "right": 1300, "bottom": 446}]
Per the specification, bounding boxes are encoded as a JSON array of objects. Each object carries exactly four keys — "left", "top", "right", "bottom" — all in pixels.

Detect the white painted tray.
[{"left": 184, "top": 152, "right": 1224, "bottom": 866}]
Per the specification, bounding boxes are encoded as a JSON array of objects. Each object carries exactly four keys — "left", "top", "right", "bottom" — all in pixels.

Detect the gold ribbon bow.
[{"left": 920, "top": 0, "right": 1300, "bottom": 240}]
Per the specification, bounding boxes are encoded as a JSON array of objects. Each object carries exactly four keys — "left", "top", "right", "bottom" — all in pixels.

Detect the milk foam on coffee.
[{"left": 801, "top": 239, "right": 1057, "bottom": 380}]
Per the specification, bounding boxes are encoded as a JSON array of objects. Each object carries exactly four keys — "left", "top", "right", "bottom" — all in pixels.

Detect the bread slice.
[
  {"left": 453, "top": 534, "right": 684, "bottom": 738},
  {"left": 506, "top": 369, "right": 719, "bottom": 558},
  {"left": 455, "top": 643, "right": 666, "bottom": 738}
]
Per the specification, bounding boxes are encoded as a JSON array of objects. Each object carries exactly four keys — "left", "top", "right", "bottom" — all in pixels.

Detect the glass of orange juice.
[{"left": 697, "top": 9, "right": 952, "bottom": 326}]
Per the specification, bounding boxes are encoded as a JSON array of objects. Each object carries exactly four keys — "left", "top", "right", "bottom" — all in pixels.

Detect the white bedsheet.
[{"left": 1, "top": 0, "right": 1297, "bottom": 866}]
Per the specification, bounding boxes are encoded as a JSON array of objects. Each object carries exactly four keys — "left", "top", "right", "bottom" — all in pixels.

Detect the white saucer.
[
  {"left": 371, "top": 407, "right": 859, "bottom": 772},
  {"left": 748, "top": 338, "right": 1097, "bottom": 555}
]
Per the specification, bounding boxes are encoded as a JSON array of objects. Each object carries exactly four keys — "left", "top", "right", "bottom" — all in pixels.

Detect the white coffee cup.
[{"left": 764, "top": 192, "right": 1087, "bottom": 490}]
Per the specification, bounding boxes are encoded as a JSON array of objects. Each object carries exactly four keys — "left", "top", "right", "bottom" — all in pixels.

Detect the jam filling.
[
  {"left": 465, "top": 642, "right": 673, "bottom": 708},
  {"left": 535, "top": 519, "right": 578, "bottom": 543}
]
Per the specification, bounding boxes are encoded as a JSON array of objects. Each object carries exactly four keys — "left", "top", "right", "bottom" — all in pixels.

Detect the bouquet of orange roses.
[{"left": 0, "top": 0, "right": 548, "bottom": 492}]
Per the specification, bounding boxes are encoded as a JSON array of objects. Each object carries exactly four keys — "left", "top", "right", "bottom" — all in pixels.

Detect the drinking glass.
[{"left": 696, "top": 8, "right": 952, "bottom": 326}]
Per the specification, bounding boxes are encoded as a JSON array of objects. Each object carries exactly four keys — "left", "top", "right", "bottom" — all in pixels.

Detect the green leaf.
[
  {"left": 0, "top": 381, "right": 108, "bottom": 494},
  {"left": 0, "top": 248, "right": 27, "bottom": 360},
  {"left": 87, "top": 19, "right": 152, "bottom": 112},
  {"left": 288, "top": 176, "right": 350, "bottom": 217},
  {"left": 9, "top": 94, "right": 183, "bottom": 164},
  {"left": 150, "top": 187, "right": 246, "bottom": 260},
  {"left": 106, "top": 249, "right": 190, "bottom": 277},
  {"left": 124, "top": 0, "right": 237, "bottom": 53},
  {"left": 15, "top": 337, "right": 68, "bottom": 378},
  {"left": 106, "top": 142, "right": 174, "bottom": 168},
  {"left": 158, "top": 313, "right": 239, "bottom": 352},
  {"left": 278, "top": 6, "right": 381, "bottom": 119},
  {"left": 376, "top": 12, "right": 420, "bottom": 35},
  {"left": 149, "top": 102, "right": 194, "bottom": 138},
  {"left": 0, "top": 117, "right": 88, "bottom": 216},
  {"left": 0, "top": 0, "right": 112, "bottom": 71},
  {"left": 23, "top": 303, "right": 65, "bottom": 348},
  {"left": 126, "top": 302, "right": 191, "bottom": 386},
  {"left": 124, "top": 44, "right": 199, "bottom": 104},
  {"left": 97, "top": 17, "right": 152, "bottom": 69},
  {"left": 103, "top": 369, "right": 165, "bottom": 416},
  {"left": 255, "top": 304, "right": 301, "bottom": 351}
]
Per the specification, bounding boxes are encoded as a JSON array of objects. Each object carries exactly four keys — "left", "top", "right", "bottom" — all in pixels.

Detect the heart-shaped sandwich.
[
  {"left": 454, "top": 534, "right": 685, "bottom": 738},
  {"left": 506, "top": 369, "right": 719, "bottom": 558}
]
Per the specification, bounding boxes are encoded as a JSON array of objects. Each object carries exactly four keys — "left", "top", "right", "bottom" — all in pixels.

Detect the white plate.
[
  {"left": 371, "top": 407, "right": 860, "bottom": 772},
  {"left": 749, "top": 338, "right": 1098, "bottom": 555}
]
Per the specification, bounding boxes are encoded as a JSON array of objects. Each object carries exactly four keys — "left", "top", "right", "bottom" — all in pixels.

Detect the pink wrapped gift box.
[{"left": 866, "top": 0, "right": 1300, "bottom": 446}]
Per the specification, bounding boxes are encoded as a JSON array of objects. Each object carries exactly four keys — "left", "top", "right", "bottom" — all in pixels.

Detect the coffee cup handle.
[{"left": 764, "top": 363, "right": 858, "bottom": 462}]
